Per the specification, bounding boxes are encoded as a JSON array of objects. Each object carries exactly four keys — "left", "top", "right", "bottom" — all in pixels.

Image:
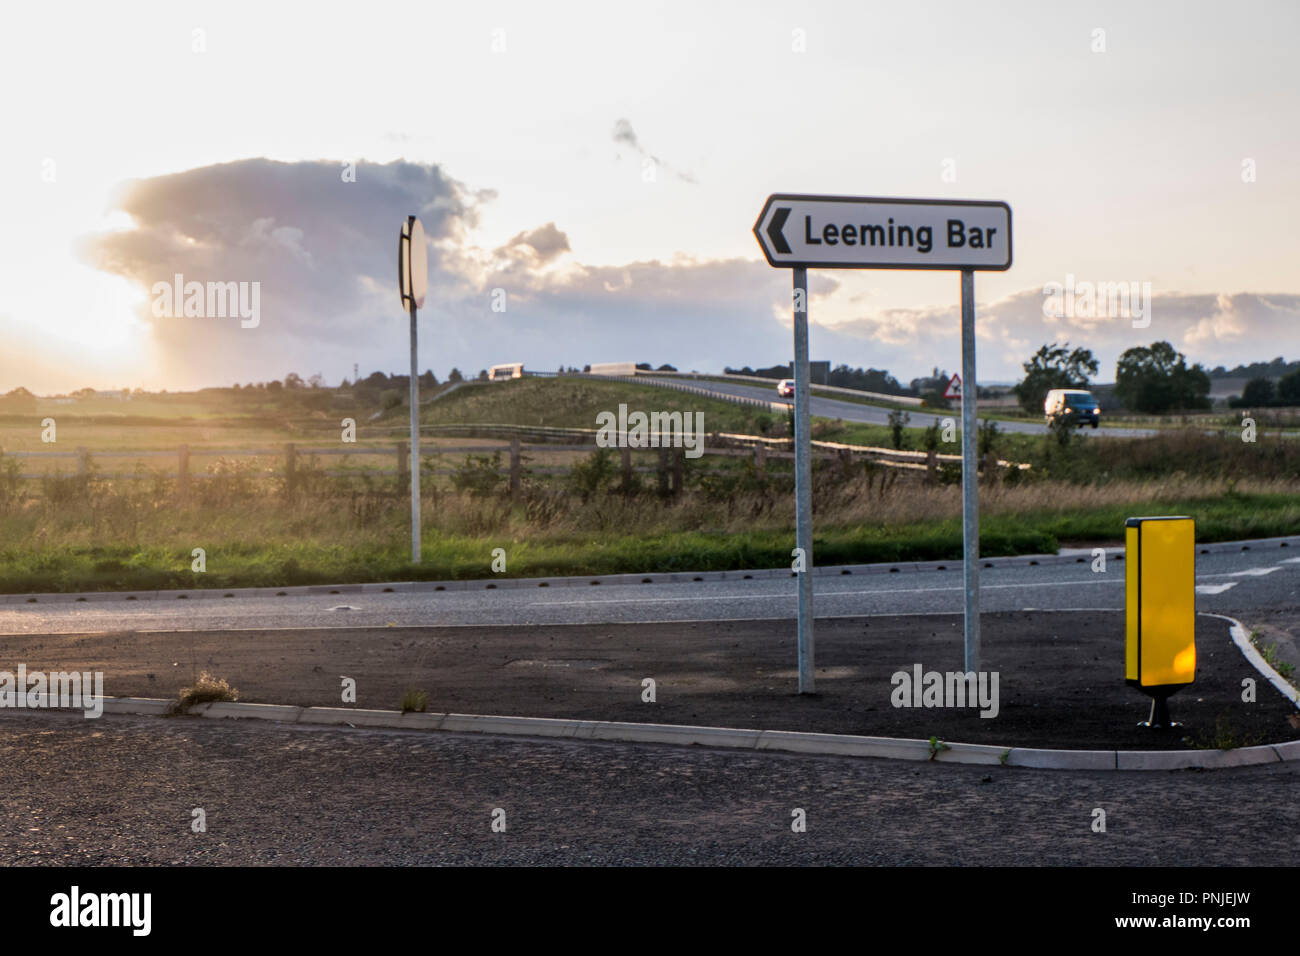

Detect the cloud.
[
  {"left": 78, "top": 157, "right": 1300, "bottom": 387},
  {"left": 611, "top": 118, "right": 697, "bottom": 184},
  {"left": 81, "top": 158, "right": 491, "bottom": 383},
  {"left": 79, "top": 158, "right": 796, "bottom": 381},
  {"left": 493, "top": 222, "right": 571, "bottom": 267},
  {"left": 824, "top": 288, "right": 1300, "bottom": 381}
]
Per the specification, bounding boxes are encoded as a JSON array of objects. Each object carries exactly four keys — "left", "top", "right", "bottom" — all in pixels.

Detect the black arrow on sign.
[{"left": 766, "top": 206, "right": 791, "bottom": 254}]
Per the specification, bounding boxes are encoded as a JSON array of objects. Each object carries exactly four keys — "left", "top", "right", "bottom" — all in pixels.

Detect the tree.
[
  {"left": 1239, "top": 376, "right": 1276, "bottom": 408},
  {"left": 1277, "top": 369, "right": 1300, "bottom": 406},
  {"left": 419, "top": 370, "right": 438, "bottom": 388},
  {"left": 1114, "top": 341, "right": 1211, "bottom": 413},
  {"left": 448, "top": 368, "right": 463, "bottom": 383},
  {"left": 477, "top": 369, "right": 489, "bottom": 381},
  {"left": 284, "top": 372, "right": 305, "bottom": 389},
  {"left": 0, "top": 387, "right": 36, "bottom": 412},
  {"left": 1013, "top": 343, "right": 1098, "bottom": 415}
]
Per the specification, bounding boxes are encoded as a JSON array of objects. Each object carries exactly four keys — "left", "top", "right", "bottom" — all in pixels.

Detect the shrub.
[
  {"left": 888, "top": 409, "right": 910, "bottom": 450},
  {"left": 450, "top": 452, "right": 505, "bottom": 498},
  {"left": 568, "top": 447, "right": 618, "bottom": 500}
]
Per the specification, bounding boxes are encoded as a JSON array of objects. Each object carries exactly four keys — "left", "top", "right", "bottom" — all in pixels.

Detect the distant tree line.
[
  {"left": 1230, "top": 371, "right": 1300, "bottom": 408},
  {"left": 1209, "top": 356, "right": 1300, "bottom": 380},
  {"left": 1013, "top": 340, "right": 1211, "bottom": 414}
]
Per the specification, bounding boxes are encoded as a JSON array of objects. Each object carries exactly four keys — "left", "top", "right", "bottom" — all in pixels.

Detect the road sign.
[
  {"left": 398, "top": 215, "right": 428, "bottom": 563},
  {"left": 753, "top": 194, "right": 1012, "bottom": 271},
  {"left": 399, "top": 216, "right": 428, "bottom": 309},
  {"left": 754, "top": 192, "right": 1013, "bottom": 685}
]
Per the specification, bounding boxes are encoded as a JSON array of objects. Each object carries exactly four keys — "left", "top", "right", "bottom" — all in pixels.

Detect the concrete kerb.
[
  {"left": 64, "top": 693, "right": 1300, "bottom": 772},
  {"left": 12, "top": 582, "right": 1298, "bottom": 771},
  {"left": 1207, "top": 612, "right": 1300, "bottom": 708}
]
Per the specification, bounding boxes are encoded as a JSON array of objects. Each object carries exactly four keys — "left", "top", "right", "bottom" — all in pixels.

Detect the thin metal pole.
[
  {"left": 409, "top": 300, "right": 421, "bottom": 563},
  {"left": 960, "top": 269, "right": 979, "bottom": 672},
  {"left": 792, "top": 266, "right": 814, "bottom": 694}
]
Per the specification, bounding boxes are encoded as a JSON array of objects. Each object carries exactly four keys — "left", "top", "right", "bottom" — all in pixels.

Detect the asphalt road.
[
  {"left": 644, "top": 376, "right": 1158, "bottom": 438},
  {"left": 1, "top": 539, "right": 1293, "bottom": 635},
  {"left": 3, "top": 709, "right": 1297, "bottom": 865},
  {"left": 2, "top": 539, "right": 1296, "bottom": 867}
]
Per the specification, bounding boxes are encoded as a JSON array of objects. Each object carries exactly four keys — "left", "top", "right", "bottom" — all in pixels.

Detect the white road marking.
[
  {"left": 1279, "top": 557, "right": 1300, "bottom": 564},
  {"left": 1227, "top": 567, "right": 1281, "bottom": 577},
  {"left": 1195, "top": 583, "right": 1238, "bottom": 595}
]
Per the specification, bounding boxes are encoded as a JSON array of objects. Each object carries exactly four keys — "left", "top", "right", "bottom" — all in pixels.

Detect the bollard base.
[{"left": 1136, "top": 691, "right": 1181, "bottom": 731}]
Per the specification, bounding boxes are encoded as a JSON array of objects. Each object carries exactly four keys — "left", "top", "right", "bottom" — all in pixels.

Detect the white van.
[{"left": 1044, "top": 389, "right": 1100, "bottom": 428}]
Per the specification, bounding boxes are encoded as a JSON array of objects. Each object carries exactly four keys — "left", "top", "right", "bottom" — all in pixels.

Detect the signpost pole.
[
  {"left": 408, "top": 299, "right": 421, "bottom": 563},
  {"left": 792, "top": 266, "right": 814, "bottom": 694},
  {"left": 960, "top": 269, "right": 979, "bottom": 672},
  {"left": 753, "top": 194, "right": 1010, "bottom": 689}
]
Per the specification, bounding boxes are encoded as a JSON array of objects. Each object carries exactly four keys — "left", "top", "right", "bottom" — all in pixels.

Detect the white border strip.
[{"left": 1206, "top": 611, "right": 1300, "bottom": 707}]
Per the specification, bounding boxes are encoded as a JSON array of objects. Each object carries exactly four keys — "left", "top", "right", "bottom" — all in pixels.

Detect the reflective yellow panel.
[{"left": 1131, "top": 517, "right": 1196, "bottom": 687}]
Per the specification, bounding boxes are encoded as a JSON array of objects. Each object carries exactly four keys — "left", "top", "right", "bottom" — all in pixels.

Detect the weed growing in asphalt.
[
  {"left": 1186, "top": 713, "right": 1265, "bottom": 750},
  {"left": 400, "top": 689, "right": 428, "bottom": 713},
  {"left": 1249, "top": 633, "right": 1296, "bottom": 682}
]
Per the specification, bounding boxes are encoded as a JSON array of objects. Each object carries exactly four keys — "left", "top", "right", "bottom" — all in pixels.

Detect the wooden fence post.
[
  {"left": 672, "top": 446, "right": 684, "bottom": 495},
  {"left": 754, "top": 442, "right": 767, "bottom": 477},
  {"left": 396, "top": 441, "right": 408, "bottom": 496},
  {"left": 178, "top": 444, "right": 190, "bottom": 501},
  {"left": 657, "top": 447, "right": 670, "bottom": 495},
  {"left": 76, "top": 446, "right": 89, "bottom": 477},
  {"left": 620, "top": 445, "right": 632, "bottom": 494},
  {"left": 509, "top": 437, "right": 521, "bottom": 498}
]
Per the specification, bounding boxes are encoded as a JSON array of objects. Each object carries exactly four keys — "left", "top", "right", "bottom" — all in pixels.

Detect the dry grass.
[{"left": 176, "top": 672, "right": 239, "bottom": 713}]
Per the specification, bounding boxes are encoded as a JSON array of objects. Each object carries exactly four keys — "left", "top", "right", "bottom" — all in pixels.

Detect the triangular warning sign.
[{"left": 943, "top": 373, "right": 962, "bottom": 399}]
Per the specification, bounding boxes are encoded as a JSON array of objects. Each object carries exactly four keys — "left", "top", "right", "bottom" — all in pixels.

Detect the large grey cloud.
[
  {"left": 79, "top": 158, "right": 832, "bottom": 382},
  {"left": 82, "top": 159, "right": 492, "bottom": 384}
]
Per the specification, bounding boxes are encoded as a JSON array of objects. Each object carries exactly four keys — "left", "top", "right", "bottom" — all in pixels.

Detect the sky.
[{"left": 0, "top": 0, "right": 1297, "bottom": 393}]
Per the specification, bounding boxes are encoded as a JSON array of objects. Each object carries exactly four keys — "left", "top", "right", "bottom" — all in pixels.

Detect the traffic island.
[{"left": 0, "top": 610, "right": 1295, "bottom": 752}]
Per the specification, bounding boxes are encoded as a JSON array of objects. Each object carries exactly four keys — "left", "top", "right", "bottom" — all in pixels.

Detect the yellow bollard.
[{"left": 1125, "top": 516, "right": 1196, "bottom": 729}]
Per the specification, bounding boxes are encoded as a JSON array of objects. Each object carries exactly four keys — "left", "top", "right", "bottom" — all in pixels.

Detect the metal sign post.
[
  {"left": 399, "top": 215, "right": 428, "bottom": 564},
  {"left": 792, "top": 267, "right": 814, "bottom": 694},
  {"left": 960, "top": 270, "right": 979, "bottom": 672},
  {"left": 754, "top": 194, "right": 1011, "bottom": 682}
]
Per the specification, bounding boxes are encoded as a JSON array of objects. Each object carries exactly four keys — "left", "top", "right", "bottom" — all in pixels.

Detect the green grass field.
[{"left": 0, "top": 376, "right": 1296, "bottom": 592}]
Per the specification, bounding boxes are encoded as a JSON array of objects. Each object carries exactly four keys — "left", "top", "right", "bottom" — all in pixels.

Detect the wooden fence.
[{"left": 0, "top": 425, "right": 1028, "bottom": 498}]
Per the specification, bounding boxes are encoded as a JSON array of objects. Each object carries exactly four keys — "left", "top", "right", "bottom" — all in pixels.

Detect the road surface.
[
  {"left": 643, "top": 376, "right": 1159, "bottom": 438},
  {"left": 1, "top": 539, "right": 1294, "bottom": 634},
  {"left": 2, "top": 709, "right": 1296, "bottom": 865}
]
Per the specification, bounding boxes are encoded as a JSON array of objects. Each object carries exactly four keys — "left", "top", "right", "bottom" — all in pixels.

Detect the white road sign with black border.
[{"left": 754, "top": 194, "right": 1011, "bottom": 271}]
